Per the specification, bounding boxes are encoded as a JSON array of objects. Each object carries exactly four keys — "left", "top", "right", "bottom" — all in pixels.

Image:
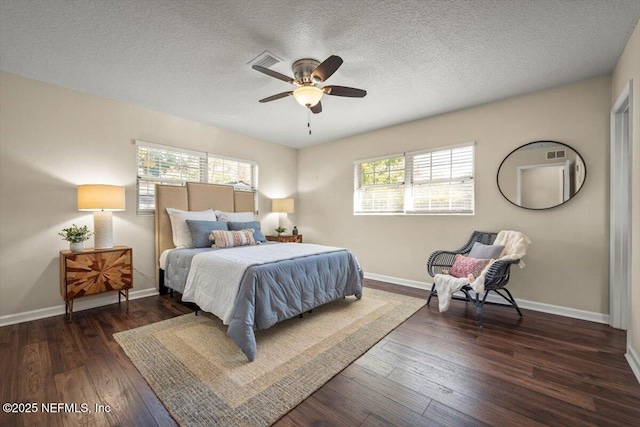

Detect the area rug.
[{"left": 114, "top": 288, "right": 425, "bottom": 426}]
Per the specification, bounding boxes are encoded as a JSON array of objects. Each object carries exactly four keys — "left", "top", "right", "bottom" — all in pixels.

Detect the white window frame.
[
  {"left": 206, "top": 153, "right": 258, "bottom": 194},
  {"left": 353, "top": 152, "right": 406, "bottom": 214},
  {"left": 136, "top": 140, "right": 258, "bottom": 215},
  {"left": 354, "top": 142, "right": 475, "bottom": 215}
]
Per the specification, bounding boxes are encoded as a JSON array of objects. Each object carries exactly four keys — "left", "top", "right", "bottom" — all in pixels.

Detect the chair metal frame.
[{"left": 426, "top": 231, "right": 523, "bottom": 326}]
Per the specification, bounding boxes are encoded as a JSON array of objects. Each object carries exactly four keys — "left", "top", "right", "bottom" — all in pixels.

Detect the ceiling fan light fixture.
[
  {"left": 253, "top": 55, "right": 365, "bottom": 114},
  {"left": 293, "top": 86, "right": 323, "bottom": 107}
]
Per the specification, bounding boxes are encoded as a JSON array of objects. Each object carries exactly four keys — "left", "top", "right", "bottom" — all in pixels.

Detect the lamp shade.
[
  {"left": 78, "top": 185, "right": 125, "bottom": 211},
  {"left": 293, "top": 86, "right": 323, "bottom": 107},
  {"left": 272, "top": 198, "right": 294, "bottom": 213}
]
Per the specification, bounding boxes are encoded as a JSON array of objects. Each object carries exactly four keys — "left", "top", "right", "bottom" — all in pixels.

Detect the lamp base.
[
  {"left": 278, "top": 212, "right": 292, "bottom": 232},
  {"left": 93, "top": 211, "right": 114, "bottom": 249}
]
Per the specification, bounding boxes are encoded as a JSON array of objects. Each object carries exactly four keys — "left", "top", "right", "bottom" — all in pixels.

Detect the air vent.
[
  {"left": 248, "top": 51, "right": 282, "bottom": 69},
  {"left": 546, "top": 150, "right": 566, "bottom": 160}
]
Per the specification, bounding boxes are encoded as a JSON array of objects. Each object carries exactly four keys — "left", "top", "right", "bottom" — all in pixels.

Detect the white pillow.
[
  {"left": 166, "top": 208, "right": 217, "bottom": 247},
  {"left": 215, "top": 210, "right": 255, "bottom": 222}
]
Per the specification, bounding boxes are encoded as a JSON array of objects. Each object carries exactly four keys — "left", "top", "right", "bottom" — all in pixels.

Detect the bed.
[{"left": 155, "top": 182, "right": 363, "bottom": 361}]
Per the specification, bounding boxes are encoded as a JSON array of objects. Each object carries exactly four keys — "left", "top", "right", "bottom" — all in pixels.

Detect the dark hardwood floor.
[{"left": 1, "top": 279, "right": 639, "bottom": 426}]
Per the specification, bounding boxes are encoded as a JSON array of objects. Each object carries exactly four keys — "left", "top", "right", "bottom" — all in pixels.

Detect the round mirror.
[{"left": 497, "top": 141, "right": 586, "bottom": 210}]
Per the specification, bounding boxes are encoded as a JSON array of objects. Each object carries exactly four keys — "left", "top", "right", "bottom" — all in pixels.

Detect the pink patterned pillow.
[
  {"left": 449, "top": 254, "right": 492, "bottom": 278},
  {"left": 211, "top": 229, "right": 256, "bottom": 248}
]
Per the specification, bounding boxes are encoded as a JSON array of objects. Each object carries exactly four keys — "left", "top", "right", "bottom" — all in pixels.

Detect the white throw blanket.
[
  {"left": 433, "top": 230, "right": 531, "bottom": 312},
  {"left": 181, "top": 243, "right": 344, "bottom": 324}
]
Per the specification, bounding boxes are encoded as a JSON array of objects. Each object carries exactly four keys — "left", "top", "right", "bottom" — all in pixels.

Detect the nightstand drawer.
[
  {"left": 61, "top": 247, "right": 132, "bottom": 297},
  {"left": 65, "top": 249, "right": 132, "bottom": 298},
  {"left": 266, "top": 235, "right": 302, "bottom": 243}
]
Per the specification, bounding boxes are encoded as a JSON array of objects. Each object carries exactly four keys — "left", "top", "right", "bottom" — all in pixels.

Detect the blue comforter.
[{"left": 165, "top": 245, "right": 363, "bottom": 361}]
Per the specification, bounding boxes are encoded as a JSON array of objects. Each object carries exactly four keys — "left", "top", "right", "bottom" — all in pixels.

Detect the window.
[
  {"left": 207, "top": 155, "right": 258, "bottom": 192},
  {"left": 136, "top": 141, "right": 258, "bottom": 214},
  {"left": 354, "top": 155, "right": 406, "bottom": 213},
  {"left": 354, "top": 143, "right": 474, "bottom": 215}
]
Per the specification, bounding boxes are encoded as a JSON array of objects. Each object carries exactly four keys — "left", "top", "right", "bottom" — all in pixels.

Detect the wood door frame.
[{"left": 610, "top": 80, "right": 633, "bottom": 330}]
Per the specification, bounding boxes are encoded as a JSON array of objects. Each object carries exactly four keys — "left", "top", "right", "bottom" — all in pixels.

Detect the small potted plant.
[
  {"left": 59, "top": 224, "right": 93, "bottom": 252},
  {"left": 275, "top": 226, "right": 287, "bottom": 236}
]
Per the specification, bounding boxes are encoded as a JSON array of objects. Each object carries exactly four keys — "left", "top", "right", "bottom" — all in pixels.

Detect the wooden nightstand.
[
  {"left": 59, "top": 246, "right": 132, "bottom": 322},
  {"left": 266, "top": 234, "right": 303, "bottom": 243}
]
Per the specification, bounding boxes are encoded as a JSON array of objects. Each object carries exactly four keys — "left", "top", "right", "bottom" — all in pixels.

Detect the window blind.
[
  {"left": 136, "top": 141, "right": 258, "bottom": 214},
  {"left": 406, "top": 145, "right": 474, "bottom": 214},
  {"left": 136, "top": 142, "right": 207, "bottom": 214},
  {"left": 353, "top": 143, "right": 474, "bottom": 215},
  {"left": 354, "top": 155, "right": 405, "bottom": 214},
  {"left": 207, "top": 155, "right": 258, "bottom": 191}
]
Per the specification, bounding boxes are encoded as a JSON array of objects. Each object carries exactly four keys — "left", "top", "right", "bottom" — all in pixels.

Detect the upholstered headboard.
[{"left": 154, "top": 182, "right": 256, "bottom": 288}]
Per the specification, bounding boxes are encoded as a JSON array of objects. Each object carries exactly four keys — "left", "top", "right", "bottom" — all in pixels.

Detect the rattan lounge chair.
[{"left": 426, "top": 231, "right": 523, "bottom": 326}]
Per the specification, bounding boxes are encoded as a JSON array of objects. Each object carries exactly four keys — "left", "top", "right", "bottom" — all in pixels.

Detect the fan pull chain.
[{"left": 307, "top": 108, "right": 312, "bottom": 135}]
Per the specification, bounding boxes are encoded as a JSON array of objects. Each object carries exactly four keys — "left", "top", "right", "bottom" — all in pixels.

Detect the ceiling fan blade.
[
  {"left": 310, "top": 101, "right": 322, "bottom": 114},
  {"left": 323, "top": 85, "right": 367, "bottom": 98},
  {"left": 259, "top": 91, "right": 293, "bottom": 103},
  {"left": 311, "top": 55, "right": 343, "bottom": 82},
  {"left": 252, "top": 65, "right": 296, "bottom": 84}
]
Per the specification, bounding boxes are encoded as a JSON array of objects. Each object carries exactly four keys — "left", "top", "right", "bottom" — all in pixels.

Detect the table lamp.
[
  {"left": 77, "top": 185, "right": 125, "bottom": 249},
  {"left": 272, "top": 198, "right": 294, "bottom": 230}
]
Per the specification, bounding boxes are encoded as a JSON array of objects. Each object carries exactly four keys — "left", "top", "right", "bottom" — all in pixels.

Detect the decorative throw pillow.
[
  {"left": 468, "top": 242, "right": 505, "bottom": 260},
  {"left": 166, "top": 208, "right": 217, "bottom": 247},
  {"left": 215, "top": 211, "right": 255, "bottom": 222},
  {"left": 449, "top": 254, "right": 493, "bottom": 278},
  {"left": 185, "top": 220, "right": 229, "bottom": 248},
  {"left": 227, "top": 221, "right": 266, "bottom": 243},
  {"left": 211, "top": 229, "right": 256, "bottom": 248}
]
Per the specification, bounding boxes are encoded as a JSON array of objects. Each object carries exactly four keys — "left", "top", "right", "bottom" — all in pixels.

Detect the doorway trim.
[
  {"left": 516, "top": 161, "right": 570, "bottom": 206},
  {"left": 610, "top": 80, "right": 633, "bottom": 330}
]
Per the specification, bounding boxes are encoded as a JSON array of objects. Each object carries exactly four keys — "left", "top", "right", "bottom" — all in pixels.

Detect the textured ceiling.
[{"left": 1, "top": 1, "right": 639, "bottom": 148}]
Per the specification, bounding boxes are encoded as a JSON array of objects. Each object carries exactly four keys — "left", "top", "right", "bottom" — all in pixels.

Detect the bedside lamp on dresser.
[
  {"left": 77, "top": 184, "right": 125, "bottom": 249},
  {"left": 59, "top": 185, "right": 132, "bottom": 321},
  {"left": 269, "top": 198, "right": 301, "bottom": 242},
  {"left": 272, "top": 198, "right": 294, "bottom": 229}
]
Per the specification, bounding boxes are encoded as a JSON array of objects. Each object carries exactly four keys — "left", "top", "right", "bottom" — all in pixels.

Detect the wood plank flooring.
[{"left": 1, "top": 279, "right": 639, "bottom": 426}]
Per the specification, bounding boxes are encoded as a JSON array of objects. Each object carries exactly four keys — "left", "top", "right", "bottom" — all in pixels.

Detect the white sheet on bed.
[{"left": 181, "top": 243, "right": 344, "bottom": 324}]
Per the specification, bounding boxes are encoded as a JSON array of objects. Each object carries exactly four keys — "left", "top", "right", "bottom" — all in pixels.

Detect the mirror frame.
[{"left": 496, "top": 140, "right": 587, "bottom": 210}]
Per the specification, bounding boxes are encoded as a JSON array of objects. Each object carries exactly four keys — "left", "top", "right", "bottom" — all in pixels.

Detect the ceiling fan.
[{"left": 252, "top": 55, "right": 367, "bottom": 114}]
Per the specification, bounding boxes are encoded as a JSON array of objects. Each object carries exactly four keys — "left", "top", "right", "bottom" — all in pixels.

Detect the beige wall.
[
  {"left": 612, "top": 21, "right": 640, "bottom": 361},
  {"left": 0, "top": 27, "right": 632, "bottom": 346},
  {"left": 299, "top": 76, "right": 611, "bottom": 314},
  {"left": 0, "top": 71, "right": 298, "bottom": 318}
]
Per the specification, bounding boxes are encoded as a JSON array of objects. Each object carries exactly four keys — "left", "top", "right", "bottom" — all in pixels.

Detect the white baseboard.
[
  {"left": 364, "top": 272, "right": 431, "bottom": 290},
  {"left": 515, "top": 298, "right": 609, "bottom": 324},
  {"left": 626, "top": 345, "right": 640, "bottom": 384},
  {"left": 364, "top": 272, "right": 609, "bottom": 324},
  {"left": 0, "top": 288, "right": 159, "bottom": 327},
  {"left": 0, "top": 273, "right": 612, "bottom": 328}
]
